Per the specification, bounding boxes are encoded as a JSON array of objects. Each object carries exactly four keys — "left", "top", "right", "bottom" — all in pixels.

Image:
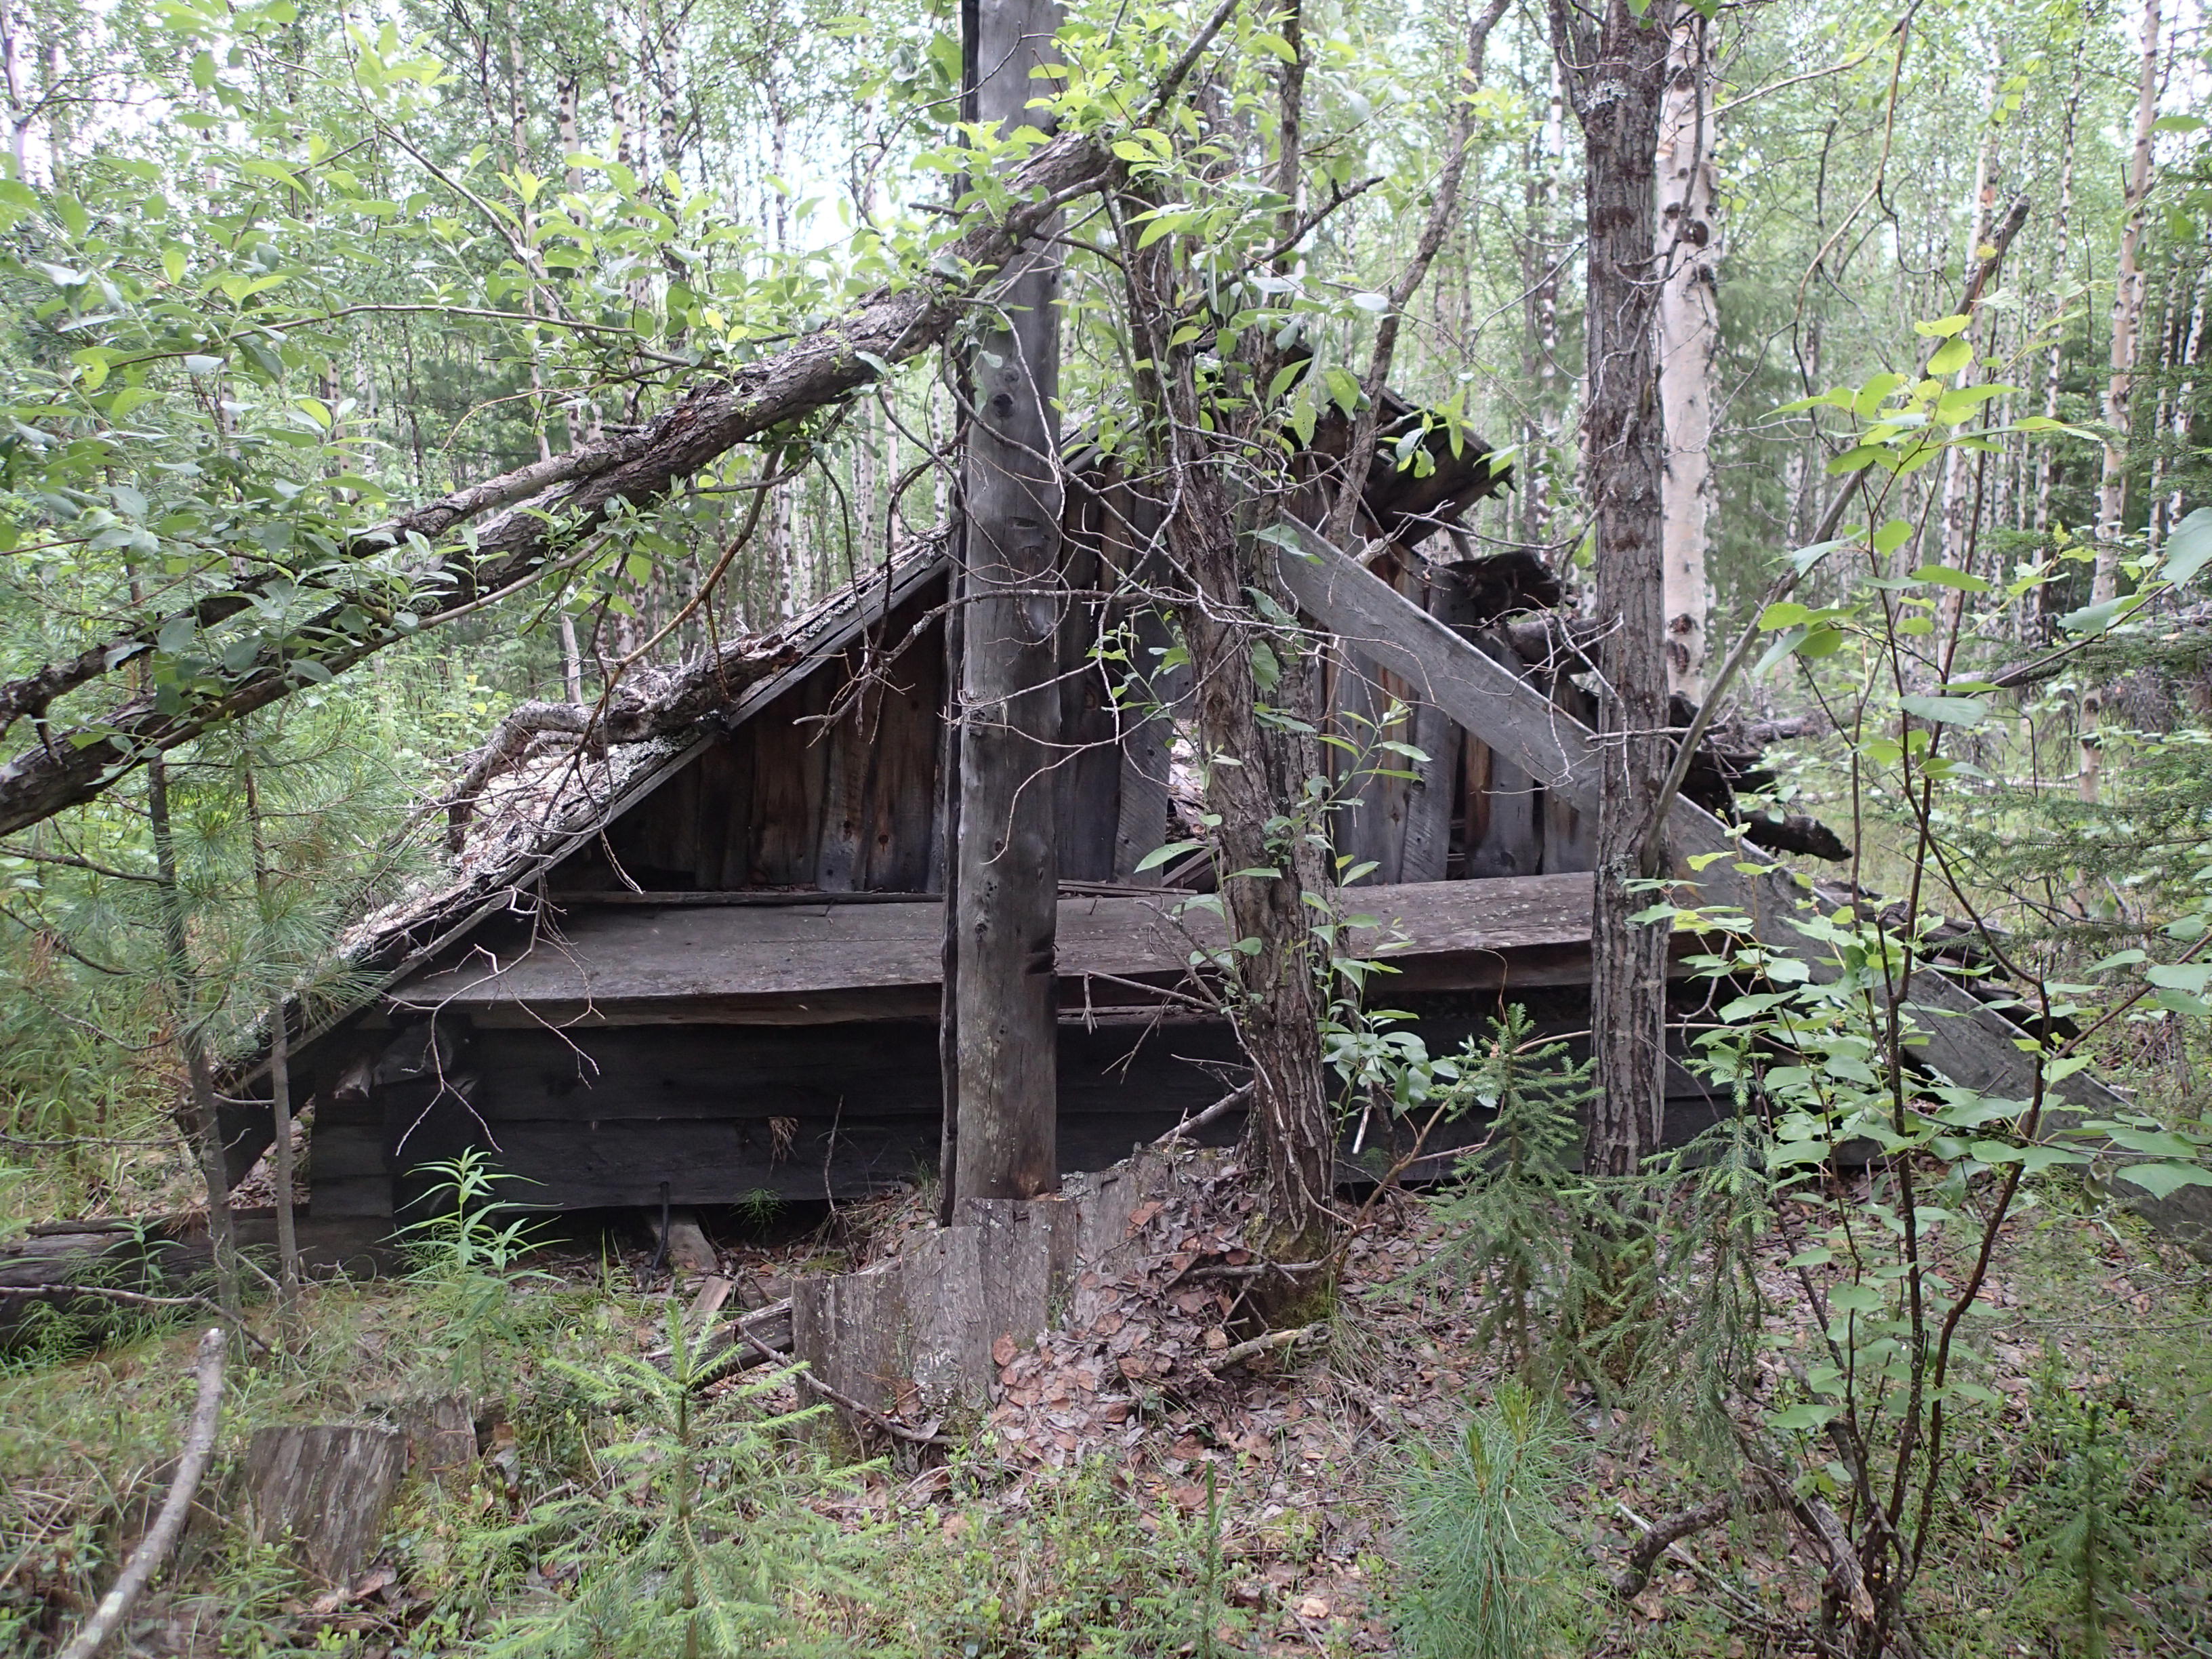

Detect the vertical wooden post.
[{"left": 949, "top": 0, "right": 1065, "bottom": 1204}]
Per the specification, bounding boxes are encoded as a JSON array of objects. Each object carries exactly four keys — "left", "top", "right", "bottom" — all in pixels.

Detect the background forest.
[{"left": 3, "top": 0, "right": 2211, "bottom": 1652}]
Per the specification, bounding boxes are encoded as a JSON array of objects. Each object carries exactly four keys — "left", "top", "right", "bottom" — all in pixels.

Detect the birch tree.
[{"left": 1654, "top": 3, "right": 1717, "bottom": 699}]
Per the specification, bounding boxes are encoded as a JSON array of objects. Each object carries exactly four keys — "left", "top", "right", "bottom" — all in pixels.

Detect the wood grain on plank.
[{"left": 392, "top": 876, "right": 1598, "bottom": 1010}]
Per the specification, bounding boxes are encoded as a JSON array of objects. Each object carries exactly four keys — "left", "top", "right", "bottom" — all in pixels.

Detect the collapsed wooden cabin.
[{"left": 212, "top": 426, "right": 1822, "bottom": 1242}]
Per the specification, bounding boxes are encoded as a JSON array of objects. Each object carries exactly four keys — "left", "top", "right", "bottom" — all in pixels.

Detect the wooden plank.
[
  {"left": 1398, "top": 611, "right": 1457, "bottom": 888},
  {"left": 393, "top": 876, "right": 1600, "bottom": 1008},
  {"left": 455, "top": 1021, "right": 1244, "bottom": 1126},
  {"left": 859, "top": 616, "right": 946, "bottom": 891},
  {"left": 813, "top": 668, "right": 872, "bottom": 893},
  {"left": 1275, "top": 519, "right": 2212, "bottom": 1247}
]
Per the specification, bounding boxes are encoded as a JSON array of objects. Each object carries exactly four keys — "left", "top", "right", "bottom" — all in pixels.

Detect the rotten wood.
[{"left": 238, "top": 1425, "right": 408, "bottom": 1583}]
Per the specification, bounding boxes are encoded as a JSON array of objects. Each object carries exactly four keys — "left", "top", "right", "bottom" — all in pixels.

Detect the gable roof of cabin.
[{"left": 231, "top": 535, "right": 954, "bottom": 1085}]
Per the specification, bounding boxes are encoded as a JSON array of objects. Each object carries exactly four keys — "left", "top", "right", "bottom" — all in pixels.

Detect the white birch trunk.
[
  {"left": 2093, "top": 0, "right": 2165, "bottom": 605},
  {"left": 1654, "top": 9, "right": 1716, "bottom": 698}
]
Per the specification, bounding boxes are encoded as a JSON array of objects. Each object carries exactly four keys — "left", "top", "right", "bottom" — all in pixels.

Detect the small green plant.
[
  {"left": 403, "top": 1151, "right": 553, "bottom": 1392},
  {"left": 1422, "top": 1010, "right": 1595, "bottom": 1377},
  {"left": 478, "top": 1303, "right": 876, "bottom": 1658},
  {"left": 1395, "top": 1382, "right": 1583, "bottom": 1659},
  {"left": 403, "top": 1149, "right": 543, "bottom": 1277},
  {"left": 736, "top": 1187, "right": 783, "bottom": 1230}
]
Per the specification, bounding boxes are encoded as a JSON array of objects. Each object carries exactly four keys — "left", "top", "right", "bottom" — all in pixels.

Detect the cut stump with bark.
[{"left": 237, "top": 1425, "right": 406, "bottom": 1583}]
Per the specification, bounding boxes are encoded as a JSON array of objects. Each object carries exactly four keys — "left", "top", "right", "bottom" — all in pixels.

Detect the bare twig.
[
  {"left": 1206, "top": 1319, "right": 1328, "bottom": 1372},
  {"left": 56, "top": 1327, "right": 226, "bottom": 1659},
  {"left": 1610, "top": 1488, "right": 1784, "bottom": 1599},
  {"left": 1152, "top": 1082, "right": 1253, "bottom": 1145}
]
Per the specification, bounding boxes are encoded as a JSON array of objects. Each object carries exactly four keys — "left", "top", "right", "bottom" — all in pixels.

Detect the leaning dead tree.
[{"left": 0, "top": 132, "right": 1117, "bottom": 839}]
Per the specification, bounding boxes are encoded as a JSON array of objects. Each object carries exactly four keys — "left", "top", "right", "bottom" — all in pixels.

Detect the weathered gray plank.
[{"left": 395, "top": 876, "right": 1601, "bottom": 1010}]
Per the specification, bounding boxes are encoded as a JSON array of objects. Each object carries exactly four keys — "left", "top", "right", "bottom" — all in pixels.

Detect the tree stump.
[
  {"left": 237, "top": 1425, "right": 405, "bottom": 1582},
  {"left": 792, "top": 1146, "right": 1183, "bottom": 1437},
  {"left": 397, "top": 1394, "right": 476, "bottom": 1490}
]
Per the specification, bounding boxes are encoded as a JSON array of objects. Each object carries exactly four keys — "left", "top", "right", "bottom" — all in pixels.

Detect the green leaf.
[
  {"left": 1769, "top": 1401, "right": 1843, "bottom": 1433},
  {"left": 1969, "top": 1141, "right": 2090, "bottom": 1174},
  {"left": 1925, "top": 336, "right": 1973, "bottom": 376},
  {"left": 1913, "top": 314, "right": 1971, "bottom": 338},
  {"left": 2100, "top": 1126, "right": 2204, "bottom": 1160},
  {"left": 1752, "top": 624, "right": 1807, "bottom": 679},
  {"left": 1132, "top": 838, "right": 1201, "bottom": 874},
  {"left": 2060, "top": 596, "right": 2130, "bottom": 636},
  {"left": 1910, "top": 564, "right": 1990, "bottom": 592},
  {"left": 1788, "top": 537, "right": 1852, "bottom": 575},
  {"left": 1871, "top": 518, "right": 1914, "bottom": 557},
  {"left": 1852, "top": 372, "right": 1905, "bottom": 418},
  {"left": 2146, "top": 962, "right": 2212, "bottom": 995},
  {"left": 2114, "top": 1162, "right": 2212, "bottom": 1197},
  {"left": 2160, "top": 507, "right": 2212, "bottom": 589},
  {"left": 1900, "top": 694, "right": 1988, "bottom": 728}
]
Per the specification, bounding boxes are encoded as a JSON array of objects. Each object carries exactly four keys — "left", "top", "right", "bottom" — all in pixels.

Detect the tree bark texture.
[
  {"left": 951, "top": 0, "right": 1065, "bottom": 1205},
  {"left": 1552, "top": 0, "right": 1675, "bottom": 1180},
  {"left": 1654, "top": 5, "right": 1716, "bottom": 699},
  {"left": 0, "top": 131, "right": 1113, "bottom": 840},
  {"left": 2093, "top": 0, "right": 2164, "bottom": 605},
  {"left": 1112, "top": 190, "right": 1338, "bottom": 1244}
]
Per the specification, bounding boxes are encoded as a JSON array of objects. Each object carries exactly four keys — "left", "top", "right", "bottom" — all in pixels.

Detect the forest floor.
[{"left": 2, "top": 1165, "right": 2208, "bottom": 1658}]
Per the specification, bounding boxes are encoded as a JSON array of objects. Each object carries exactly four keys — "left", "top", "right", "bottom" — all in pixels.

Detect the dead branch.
[
  {"left": 1152, "top": 1082, "right": 1252, "bottom": 1145},
  {"left": 0, "top": 1284, "right": 274, "bottom": 1354},
  {"left": 0, "top": 131, "right": 1118, "bottom": 839},
  {"left": 55, "top": 1327, "right": 226, "bottom": 1659},
  {"left": 1609, "top": 1487, "right": 1784, "bottom": 1599},
  {"left": 1206, "top": 1319, "right": 1329, "bottom": 1372}
]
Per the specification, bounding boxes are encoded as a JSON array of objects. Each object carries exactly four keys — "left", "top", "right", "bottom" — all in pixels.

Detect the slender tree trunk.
[
  {"left": 1551, "top": 0, "right": 1675, "bottom": 1181},
  {"left": 1938, "top": 49, "right": 2002, "bottom": 579},
  {"left": 240, "top": 745, "right": 300, "bottom": 1304},
  {"left": 2035, "top": 62, "right": 2081, "bottom": 545},
  {"left": 146, "top": 758, "right": 243, "bottom": 1333},
  {"left": 1529, "top": 57, "right": 1567, "bottom": 551},
  {"left": 2093, "top": 0, "right": 2165, "bottom": 605},
  {"left": 949, "top": 0, "right": 1065, "bottom": 1206},
  {"left": 1654, "top": 5, "right": 1717, "bottom": 699},
  {"left": 2167, "top": 262, "right": 2205, "bottom": 535}
]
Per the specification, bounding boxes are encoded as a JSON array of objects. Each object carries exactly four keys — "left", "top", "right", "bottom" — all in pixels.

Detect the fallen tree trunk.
[
  {"left": 55, "top": 1327, "right": 226, "bottom": 1659},
  {"left": 0, "top": 134, "right": 1114, "bottom": 840}
]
